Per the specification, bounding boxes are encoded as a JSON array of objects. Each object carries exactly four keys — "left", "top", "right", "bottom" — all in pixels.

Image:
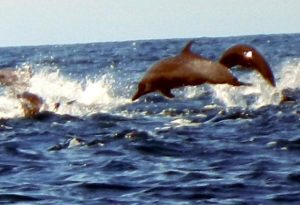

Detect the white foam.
[
  {"left": 170, "top": 118, "right": 201, "bottom": 128},
  {"left": 211, "top": 59, "right": 300, "bottom": 109},
  {"left": 183, "top": 86, "right": 206, "bottom": 99},
  {"left": 0, "top": 95, "right": 23, "bottom": 118},
  {"left": 0, "top": 66, "right": 130, "bottom": 118},
  {"left": 278, "top": 59, "right": 300, "bottom": 89}
]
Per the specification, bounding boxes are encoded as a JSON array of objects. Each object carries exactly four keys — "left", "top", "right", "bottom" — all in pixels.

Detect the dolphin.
[
  {"left": 17, "top": 91, "right": 44, "bottom": 118},
  {"left": 219, "top": 44, "right": 275, "bottom": 87},
  {"left": 132, "top": 41, "right": 254, "bottom": 101}
]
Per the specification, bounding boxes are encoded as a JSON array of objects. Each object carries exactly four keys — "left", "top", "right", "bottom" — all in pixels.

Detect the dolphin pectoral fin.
[{"left": 160, "top": 89, "right": 175, "bottom": 98}]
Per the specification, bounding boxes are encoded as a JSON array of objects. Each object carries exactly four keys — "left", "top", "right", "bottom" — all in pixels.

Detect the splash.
[
  {"left": 212, "top": 76, "right": 280, "bottom": 109},
  {"left": 278, "top": 59, "right": 300, "bottom": 89},
  {"left": 182, "top": 59, "right": 300, "bottom": 110},
  {"left": 0, "top": 65, "right": 130, "bottom": 118},
  {"left": 211, "top": 59, "right": 300, "bottom": 109}
]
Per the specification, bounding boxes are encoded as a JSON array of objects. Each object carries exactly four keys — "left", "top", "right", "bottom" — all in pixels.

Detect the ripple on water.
[
  {"left": 0, "top": 194, "right": 42, "bottom": 203},
  {"left": 270, "top": 191, "right": 300, "bottom": 203}
]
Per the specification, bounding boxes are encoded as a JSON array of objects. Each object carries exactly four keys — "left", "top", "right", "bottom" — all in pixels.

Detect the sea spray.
[
  {"left": 210, "top": 62, "right": 299, "bottom": 109},
  {"left": 278, "top": 58, "right": 300, "bottom": 89},
  {"left": 180, "top": 59, "right": 300, "bottom": 110},
  {"left": 0, "top": 66, "right": 130, "bottom": 118}
]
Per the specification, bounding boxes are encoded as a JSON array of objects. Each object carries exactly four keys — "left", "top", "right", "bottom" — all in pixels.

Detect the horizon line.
[{"left": 1, "top": 32, "right": 299, "bottom": 49}]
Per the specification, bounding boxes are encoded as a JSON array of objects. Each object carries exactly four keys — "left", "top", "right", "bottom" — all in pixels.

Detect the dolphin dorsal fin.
[
  {"left": 180, "top": 40, "right": 206, "bottom": 60},
  {"left": 181, "top": 41, "right": 194, "bottom": 55}
]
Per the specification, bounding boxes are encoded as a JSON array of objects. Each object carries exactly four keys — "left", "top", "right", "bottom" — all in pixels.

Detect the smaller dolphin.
[
  {"left": 17, "top": 91, "right": 44, "bottom": 118},
  {"left": 132, "top": 41, "right": 251, "bottom": 101},
  {"left": 16, "top": 91, "right": 75, "bottom": 118},
  {"left": 219, "top": 44, "right": 275, "bottom": 87}
]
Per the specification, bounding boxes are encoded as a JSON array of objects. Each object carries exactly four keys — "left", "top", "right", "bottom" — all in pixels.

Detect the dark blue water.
[{"left": 1, "top": 34, "right": 300, "bottom": 204}]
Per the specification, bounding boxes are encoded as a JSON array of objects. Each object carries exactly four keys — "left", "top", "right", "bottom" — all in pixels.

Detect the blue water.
[{"left": 0, "top": 34, "right": 300, "bottom": 204}]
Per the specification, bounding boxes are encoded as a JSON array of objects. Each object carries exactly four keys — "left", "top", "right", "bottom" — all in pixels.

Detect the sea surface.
[{"left": 0, "top": 34, "right": 300, "bottom": 204}]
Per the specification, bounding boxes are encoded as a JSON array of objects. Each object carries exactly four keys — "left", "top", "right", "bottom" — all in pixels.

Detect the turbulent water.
[{"left": 0, "top": 34, "right": 300, "bottom": 204}]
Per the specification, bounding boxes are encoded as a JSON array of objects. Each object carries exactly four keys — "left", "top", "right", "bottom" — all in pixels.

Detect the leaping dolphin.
[{"left": 132, "top": 41, "right": 276, "bottom": 101}]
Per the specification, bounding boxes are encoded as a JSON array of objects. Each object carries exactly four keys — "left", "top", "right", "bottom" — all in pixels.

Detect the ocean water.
[{"left": 0, "top": 34, "right": 300, "bottom": 204}]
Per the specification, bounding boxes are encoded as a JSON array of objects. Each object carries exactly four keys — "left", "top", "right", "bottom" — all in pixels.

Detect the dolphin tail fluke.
[{"left": 219, "top": 44, "right": 276, "bottom": 87}]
